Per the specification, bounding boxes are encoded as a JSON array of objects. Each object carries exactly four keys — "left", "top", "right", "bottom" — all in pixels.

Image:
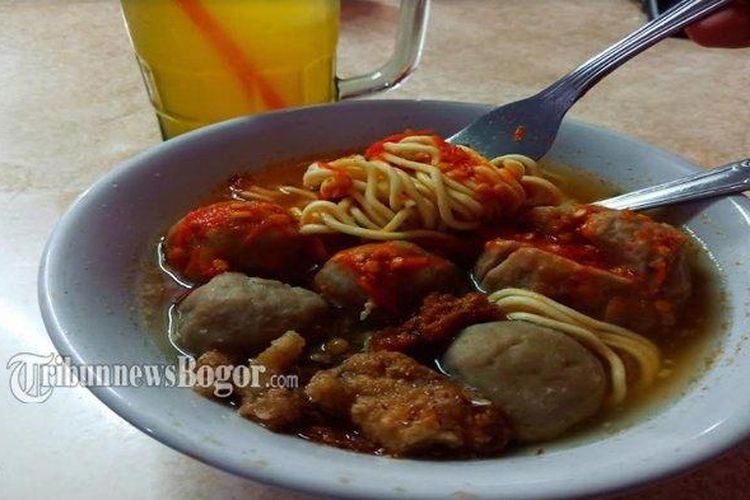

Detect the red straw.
[{"left": 175, "top": 0, "right": 286, "bottom": 110}]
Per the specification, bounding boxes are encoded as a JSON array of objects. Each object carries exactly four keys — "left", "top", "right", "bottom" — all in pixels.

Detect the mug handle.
[{"left": 337, "top": 0, "right": 431, "bottom": 99}]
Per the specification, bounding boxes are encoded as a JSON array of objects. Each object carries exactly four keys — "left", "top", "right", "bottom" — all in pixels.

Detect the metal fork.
[{"left": 448, "top": 0, "right": 731, "bottom": 160}]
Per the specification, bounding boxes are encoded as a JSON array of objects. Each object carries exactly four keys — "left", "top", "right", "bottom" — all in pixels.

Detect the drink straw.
[{"left": 175, "top": 0, "right": 286, "bottom": 110}]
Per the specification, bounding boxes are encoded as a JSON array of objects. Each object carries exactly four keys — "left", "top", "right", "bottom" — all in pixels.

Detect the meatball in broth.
[
  {"left": 313, "top": 241, "right": 462, "bottom": 318},
  {"left": 175, "top": 272, "right": 328, "bottom": 357},
  {"left": 165, "top": 200, "right": 322, "bottom": 284},
  {"left": 475, "top": 205, "right": 692, "bottom": 333},
  {"left": 443, "top": 321, "right": 606, "bottom": 442}
]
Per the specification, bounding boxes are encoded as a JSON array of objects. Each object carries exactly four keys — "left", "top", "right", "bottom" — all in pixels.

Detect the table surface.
[{"left": 1, "top": 1, "right": 749, "bottom": 498}]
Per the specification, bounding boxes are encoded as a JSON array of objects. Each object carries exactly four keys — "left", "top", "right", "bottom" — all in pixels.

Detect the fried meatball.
[
  {"left": 443, "top": 321, "right": 606, "bottom": 442},
  {"left": 175, "top": 273, "right": 328, "bottom": 356},
  {"left": 238, "top": 331, "right": 308, "bottom": 431},
  {"left": 165, "top": 200, "right": 321, "bottom": 284},
  {"left": 368, "top": 292, "right": 502, "bottom": 353},
  {"left": 193, "top": 349, "right": 234, "bottom": 399},
  {"left": 305, "top": 351, "right": 512, "bottom": 456},
  {"left": 312, "top": 241, "right": 462, "bottom": 317}
]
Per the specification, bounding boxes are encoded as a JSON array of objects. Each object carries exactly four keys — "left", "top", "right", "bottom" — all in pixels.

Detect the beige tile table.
[{"left": 1, "top": 1, "right": 748, "bottom": 498}]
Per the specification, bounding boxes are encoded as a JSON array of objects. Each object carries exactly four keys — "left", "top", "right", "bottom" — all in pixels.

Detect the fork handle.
[
  {"left": 595, "top": 159, "right": 750, "bottom": 211},
  {"left": 542, "top": 0, "right": 732, "bottom": 104}
]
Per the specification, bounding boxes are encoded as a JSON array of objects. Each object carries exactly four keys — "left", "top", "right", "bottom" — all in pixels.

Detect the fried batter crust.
[
  {"left": 237, "top": 331, "right": 306, "bottom": 430},
  {"left": 305, "top": 351, "right": 512, "bottom": 456},
  {"left": 368, "top": 293, "right": 502, "bottom": 353}
]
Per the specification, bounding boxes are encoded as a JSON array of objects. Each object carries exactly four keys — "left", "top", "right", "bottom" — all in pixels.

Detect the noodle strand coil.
[{"left": 274, "top": 133, "right": 565, "bottom": 240}]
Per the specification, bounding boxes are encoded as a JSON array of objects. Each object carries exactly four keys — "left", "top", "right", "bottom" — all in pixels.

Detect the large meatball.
[
  {"left": 165, "top": 200, "right": 322, "bottom": 284},
  {"left": 443, "top": 321, "right": 606, "bottom": 442},
  {"left": 475, "top": 205, "right": 692, "bottom": 333},
  {"left": 313, "top": 241, "right": 462, "bottom": 317},
  {"left": 175, "top": 272, "right": 328, "bottom": 356}
]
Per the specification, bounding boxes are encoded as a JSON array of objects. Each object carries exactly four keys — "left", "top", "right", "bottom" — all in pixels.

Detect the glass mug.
[{"left": 120, "top": 0, "right": 430, "bottom": 139}]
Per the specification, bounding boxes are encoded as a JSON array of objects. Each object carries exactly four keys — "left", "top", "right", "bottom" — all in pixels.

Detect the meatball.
[
  {"left": 477, "top": 242, "right": 634, "bottom": 319},
  {"left": 165, "top": 200, "right": 322, "bottom": 284},
  {"left": 175, "top": 272, "right": 328, "bottom": 356},
  {"left": 475, "top": 205, "right": 692, "bottom": 333},
  {"left": 576, "top": 207, "right": 691, "bottom": 298},
  {"left": 443, "top": 321, "right": 606, "bottom": 442},
  {"left": 313, "top": 241, "right": 462, "bottom": 317},
  {"left": 305, "top": 351, "right": 512, "bottom": 456}
]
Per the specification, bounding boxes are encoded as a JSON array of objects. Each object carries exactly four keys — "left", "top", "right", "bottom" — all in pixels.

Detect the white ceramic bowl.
[{"left": 39, "top": 100, "right": 750, "bottom": 499}]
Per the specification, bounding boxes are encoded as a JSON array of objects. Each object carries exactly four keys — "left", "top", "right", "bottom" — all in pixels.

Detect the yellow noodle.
[
  {"left": 278, "top": 186, "right": 317, "bottom": 200},
  {"left": 234, "top": 184, "right": 317, "bottom": 204},
  {"left": 295, "top": 134, "right": 562, "bottom": 239},
  {"left": 238, "top": 191, "right": 274, "bottom": 203}
]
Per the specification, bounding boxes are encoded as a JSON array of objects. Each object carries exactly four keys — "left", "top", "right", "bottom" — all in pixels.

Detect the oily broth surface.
[
  {"left": 136, "top": 158, "right": 726, "bottom": 453},
  {"left": 544, "top": 244, "right": 724, "bottom": 450}
]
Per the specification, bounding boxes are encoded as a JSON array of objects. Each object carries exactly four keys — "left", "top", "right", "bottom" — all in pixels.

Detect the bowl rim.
[{"left": 38, "top": 99, "right": 750, "bottom": 499}]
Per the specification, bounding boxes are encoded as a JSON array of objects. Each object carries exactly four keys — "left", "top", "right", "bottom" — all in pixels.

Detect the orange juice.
[{"left": 121, "top": 0, "right": 340, "bottom": 138}]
